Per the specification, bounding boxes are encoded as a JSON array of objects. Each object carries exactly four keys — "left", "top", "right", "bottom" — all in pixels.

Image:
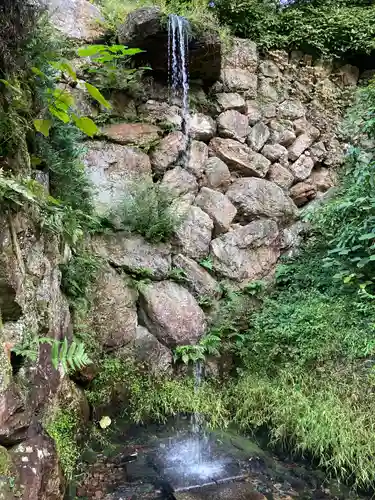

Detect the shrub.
[
  {"left": 215, "top": 0, "right": 375, "bottom": 58},
  {"left": 114, "top": 179, "right": 184, "bottom": 243}
]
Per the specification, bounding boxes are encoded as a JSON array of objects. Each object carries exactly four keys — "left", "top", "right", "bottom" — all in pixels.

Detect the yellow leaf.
[{"left": 99, "top": 416, "right": 111, "bottom": 429}]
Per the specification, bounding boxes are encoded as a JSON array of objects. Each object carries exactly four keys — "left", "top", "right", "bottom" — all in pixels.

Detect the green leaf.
[
  {"left": 51, "top": 340, "right": 59, "bottom": 370},
  {"left": 31, "top": 67, "right": 46, "bottom": 78},
  {"left": 182, "top": 354, "right": 190, "bottom": 364},
  {"left": 85, "top": 82, "right": 111, "bottom": 109},
  {"left": 34, "top": 119, "right": 53, "bottom": 137},
  {"left": 72, "top": 115, "right": 98, "bottom": 137},
  {"left": 77, "top": 45, "right": 106, "bottom": 57},
  {"left": 359, "top": 232, "right": 375, "bottom": 241},
  {"left": 49, "top": 106, "right": 70, "bottom": 123}
]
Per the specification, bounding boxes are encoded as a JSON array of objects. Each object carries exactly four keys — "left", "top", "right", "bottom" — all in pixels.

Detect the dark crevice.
[{"left": 10, "top": 351, "right": 26, "bottom": 376}]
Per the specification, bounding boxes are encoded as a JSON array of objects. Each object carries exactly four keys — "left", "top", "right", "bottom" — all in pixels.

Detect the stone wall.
[{"left": 81, "top": 28, "right": 358, "bottom": 375}]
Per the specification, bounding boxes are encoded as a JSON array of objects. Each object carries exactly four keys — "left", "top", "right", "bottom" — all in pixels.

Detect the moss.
[
  {"left": 44, "top": 410, "right": 81, "bottom": 480},
  {"left": 0, "top": 447, "right": 11, "bottom": 477}
]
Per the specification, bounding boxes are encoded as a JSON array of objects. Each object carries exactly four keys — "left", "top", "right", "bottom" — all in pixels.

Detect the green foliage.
[
  {"left": 113, "top": 179, "right": 184, "bottom": 243},
  {"left": 0, "top": 446, "right": 11, "bottom": 477},
  {"left": 77, "top": 44, "right": 147, "bottom": 94},
  {"left": 215, "top": 0, "right": 375, "bottom": 58},
  {"left": 60, "top": 253, "right": 102, "bottom": 300},
  {"left": 45, "top": 410, "right": 81, "bottom": 479},
  {"left": 11, "top": 336, "right": 92, "bottom": 375},
  {"left": 86, "top": 355, "right": 229, "bottom": 427},
  {"left": 229, "top": 366, "right": 375, "bottom": 489}
]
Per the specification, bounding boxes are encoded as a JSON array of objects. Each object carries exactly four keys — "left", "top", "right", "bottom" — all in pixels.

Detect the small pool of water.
[{"left": 72, "top": 417, "right": 367, "bottom": 500}]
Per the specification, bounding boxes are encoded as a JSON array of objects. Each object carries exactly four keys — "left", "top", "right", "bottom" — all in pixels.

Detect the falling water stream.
[{"left": 168, "top": 14, "right": 190, "bottom": 136}]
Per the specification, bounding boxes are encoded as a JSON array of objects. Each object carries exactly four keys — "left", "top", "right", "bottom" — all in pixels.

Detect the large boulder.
[
  {"left": 100, "top": 123, "right": 162, "bottom": 147},
  {"left": 202, "top": 157, "right": 231, "bottom": 192},
  {"left": 161, "top": 166, "right": 198, "bottom": 197},
  {"left": 139, "top": 281, "right": 206, "bottom": 347},
  {"left": 172, "top": 254, "right": 219, "bottom": 298},
  {"left": 210, "top": 219, "right": 280, "bottom": 282},
  {"left": 86, "top": 266, "right": 138, "bottom": 350},
  {"left": 83, "top": 142, "right": 151, "bottom": 214},
  {"left": 132, "top": 326, "right": 172, "bottom": 374},
  {"left": 209, "top": 137, "right": 270, "bottom": 178},
  {"left": 92, "top": 233, "right": 171, "bottom": 279},
  {"left": 138, "top": 100, "right": 182, "bottom": 129},
  {"left": 118, "top": 8, "right": 221, "bottom": 82},
  {"left": 150, "top": 132, "right": 186, "bottom": 175},
  {"left": 220, "top": 69, "right": 257, "bottom": 96},
  {"left": 174, "top": 206, "right": 213, "bottom": 260},
  {"left": 217, "top": 110, "right": 250, "bottom": 143},
  {"left": 226, "top": 178, "right": 298, "bottom": 222},
  {"left": 195, "top": 187, "right": 237, "bottom": 234},
  {"left": 188, "top": 113, "right": 216, "bottom": 141},
  {"left": 10, "top": 434, "right": 63, "bottom": 500},
  {"left": 43, "top": 0, "right": 104, "bottom": 41},
  {"left": 216, "top": 93, "right": 246, "bottom": 113}
]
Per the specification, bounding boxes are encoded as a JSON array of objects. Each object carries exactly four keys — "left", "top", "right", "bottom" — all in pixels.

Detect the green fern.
[{"left": 12, "top": 336, "right": 91, "bottom": 374}]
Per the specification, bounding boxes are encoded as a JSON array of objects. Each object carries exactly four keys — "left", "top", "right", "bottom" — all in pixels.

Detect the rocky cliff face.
[{"left": 0, "top": 1, "right": 363, "bottom": 498}]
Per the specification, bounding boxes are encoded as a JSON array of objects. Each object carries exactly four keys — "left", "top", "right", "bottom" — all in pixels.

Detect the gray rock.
[
  {"left": 267, "top": 163, "right": 294, "bottom": 190},
  {"left": 174, "top": 206, "right": 213, "bottom": 259},
  {"left": 150, "top": 132, "right": 186, "bottom": 174},
  {"left": 86, "top": 266, "right": 137, "bottom": 349},
  {"left": 309, "top": 141, "right": 327, "bottom": 163},
  {"left": 217, "top": 110, "right": 250, "bottom": 143},
  {"left": 289, "top": 180, "right": 316, "bottom": 207},
  {"left": 216, "top": 93, "right": 246, "bottom": 113},
  {"left": 138, "top": 100, "right": 182, "bottom": 129},
  {"left": 195, "top": 187, "right": 237, "bottom": 233},
  {"left": 92, "top": 233, "right": 171, "bottom": 279},
  {"left": 186, "top": 140, "right": 209, "bottom": 177},
  {"left": 139, "top": 281, "right": 206, "bottom": 347},
  {"left": 246, "top": 100, "right": 262, "bottom": 125},
  {"left": 260, "top": 103, "right": 277, "bottom": 119},
  {"left": 258, "top": 78, "right": 278, "bottom": 101},
  {"left": 247, "top": 122, "right": 270, "bottom": 152},
  {"left": 209, "top": 137, "right": 270, "bottom": 177},
  {"left": 210, "top": 219, "right": 280, "bottom": 282},
  {"left": 172, "top": 254, "right": 219, "bottom": 298},
  {"left": 188, "top": 113, "right": 216, "bottom": 141},
  {"left": 161, "top": 166, "right": 198, "bottom": 197},
  {"left": 309, "top": 167, "right": 336, "bottom": 192},
  {"left": 224, "top": 38, "right": 258, "bottom": 72},
  {"left": 289, "top": 154, "right": 314, "bottom": 181},
  {"left": 259, "top": 61, "right": 281, "bottom": 78},
  {"left": 83, "top": 141, "right": 151, "bottom": 214},
  {"left": 293, "top": 118, "right": 320, "bottom": 137},
  {"left": 100, "top": 122, "right": 162, "bottom": 146},
  {"left": 261, "top": 144, "right": 288, "bottom": 164},
  {"left": 288, "top": 133, "right": 317, "bottom": 161},
  {"left": 44, "top": 0, "right": 104, "bottom": 41},
  {"left": 203, "top": 157, "right": 231, "bottom": 191},
  {"left": 278, "top": 99, "right": 305, "bottom": 120},
  {"left": 226, "top": 177, "right": 298, "bottom": 222},
  {"left": 337, "top": 64, "right": 359, "bottom": 86},
  {"left": 132, "top": 325, "right": 172, "bottom": 374},
  {"left": 221, "top": 68, "right": 257, "bottom": 96}
]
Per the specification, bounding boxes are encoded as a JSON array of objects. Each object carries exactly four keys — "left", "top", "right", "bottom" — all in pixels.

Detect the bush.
[
  {"left": 114, "top": 179, "right": 184, "bottom": 243},
  {"left": 215, "top": 0, "right": 375, "bottom": 58}
]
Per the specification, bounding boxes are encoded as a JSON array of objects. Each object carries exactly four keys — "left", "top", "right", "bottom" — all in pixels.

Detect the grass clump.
[
  {"left": 113, "top": 179, "right": 184, "bottom": 243},
  {"left": 45, "top": 410, "right": 81, "bottom": 479},
  {"left": 86, "top": 355, "right": 229, "bottom": 428}
]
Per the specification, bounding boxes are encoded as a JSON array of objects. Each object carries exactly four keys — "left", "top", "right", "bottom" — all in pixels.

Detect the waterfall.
[{"left": 168, "top": 14, "right": 190, "bottom": 136}]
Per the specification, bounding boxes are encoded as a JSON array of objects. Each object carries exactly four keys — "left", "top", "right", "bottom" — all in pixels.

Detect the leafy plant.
[
  {"left": 77, "top": 44, "right": 147, "bottom": 94},
  {"left": 11, "top": 336, "right": 91, "bottom": 374},
  {"left": 113, "top": 179, "right": 185, "bottom": 243},
  {"left": 199, "top": 256, "right": 213, "bottom": 271},
  {"left": 215, "top": 0, "right": 375, "bottom": 58},
  {"left": 168, "top": 267, "right": 188, "bottom": 283},
  {"left": 60, "top": 253, "right": 102, "bottom": 300}
]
